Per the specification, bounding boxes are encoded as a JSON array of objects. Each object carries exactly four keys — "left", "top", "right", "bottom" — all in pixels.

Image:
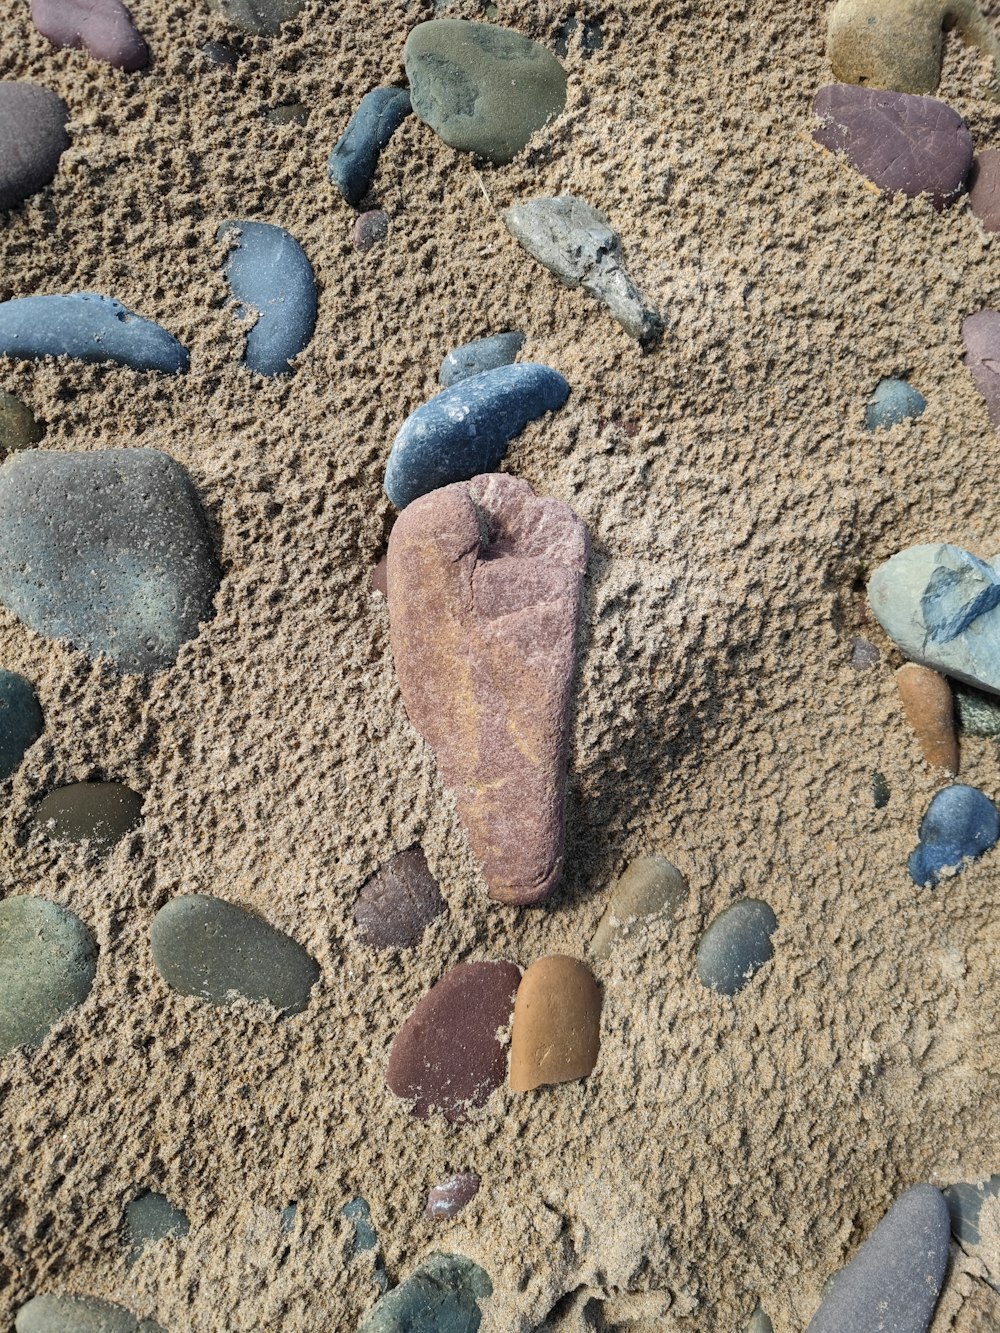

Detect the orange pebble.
[
  {"left": 895, "top": 663, "right": 958, "bottom": 774},
  {"left": 509, "top": 955, "right": 601, "bottom": 1093}
]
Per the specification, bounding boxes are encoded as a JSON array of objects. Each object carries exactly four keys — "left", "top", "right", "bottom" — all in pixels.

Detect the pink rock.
[
  {"left": 31, "top": 0, "right": 149, "bottom": 71},
  {"left": 962, "top": 309, "right": 1000, "bottom": 427},
  {"left": 425, "top": 1172, "right": 480, "bottom": 1220},
  {"left": 371, "top": 552, "right": 388, "bottom": 597},
  {"left": 0, "top": 82, "right": 69, "bottom": 212},
  {"left": 387, "top": 474, "right": 589, "bottom": 906},
  {"left": 970, "top": 150, "right": 1000, "bottom": 233}
]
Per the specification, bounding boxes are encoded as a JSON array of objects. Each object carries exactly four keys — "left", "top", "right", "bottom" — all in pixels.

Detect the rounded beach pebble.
[
  {"left": 32, "top": 782, "right": 143, "bottom": 853},
  {"left": 425, "top": 1172, "right": 480, "bottom": 1221},
  {"left": 353, "top": 210, "right": 388, "bottom": 253},
  {"left": 0, "top": 668, "right": 43, "bottom": 781},
  {"left": 0, "top": 895, "right": 97, "bottom": 1056},
  {"left": 509, "top": 955, "right": 601, "bottom": 1092},
  {"left": 124, "top": 1190, "right": 190, "bottom": 1266},
  {"left": 352, "top": 847, "right": 447, "bottom": 950},
  {"left": 0, "top": 390, "right": 44, "bottom": 457},
  {"left": 150, "top": 893, "right": 320, "bottom": 1014},
  {"left": 15, "top": 1295, "right": 161, "bottom": 1332},
  {"left": 908, "top": 782, "right": 1000, "bottom": 886},
  {"left": 439, "top": 331, "right": 525, "bottom": 387},
  {"left": 696, "top": 898, "right": 778, "bottom": 996},
  {"left": 207, "top": 0, "right": 303, "bottom": 36},
  {"left": 386, "top": 959, "right": 521, "bottom": 1120},
  {"left": 864, "top": 377, "right": 926, "bottom": 431},
  {"left": 30, "top": 0, "right": 149, "bottom": 71},
  {"left": 358, "top": 1253, "right": 492, "bottom": 1333},
  {"left": 591, "top": 854, "right": 688, "bottom": 959},
  {"left": 0, "top": 82, "right": 70, "bottom": 212},
  {"left": 894, "top": 663, "right": 958, "bottom": 773},
  {"left": 220, "top": 220, "right": 317, "bottom": 377},
  {"left": 970, "top": 150, "right": 1000, "bottom": 232}
]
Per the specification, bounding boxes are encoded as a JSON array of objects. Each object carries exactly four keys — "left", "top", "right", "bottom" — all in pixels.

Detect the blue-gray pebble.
[
  {"left": 343, "top": 1195, "right": 389, "bottom": 1291},
  {"left": 943, "top": 1175, "right": 1000, "bottom": 1245},
  {"left": 0, "top": 896, "right": 97, "bottom": 1057},
  {"left": 329, "top": 87, "right": 411, "bottom": 207},
  {"left": 864, "top": 378, "right": 927, "bottom": 431},
  {"left": 125, "top": 1190, "right": 190, "bottom": 1266},
  {"left": 439, "top": 331, "right": 525, "bottom": 387},
  {"left": 696, "top": 898, "right": 778, "bottom": 996},
  {"left": 0, "top": 293, "right": 189, "bottom": 373},
  {"left": 358, "top": 1253, "right": 492, "bottom": 1333},
  {"left": 220, "top": 221, "right": 317, "bottom": 377},
  {"left": 384, "top": 362, "right": 569, "bottom": 509},
  {"left": 805, "top": 1184, "right": 950, "bottom": 1332},
  {"left": 15, "top": 1295, "right": 157, "bottom": 1333},
  {"left": 908, "top": 783, "right": 1000, "bottom": 886},
  {"left": 0, "top": 668, "right": 43, "bottom": 781}
]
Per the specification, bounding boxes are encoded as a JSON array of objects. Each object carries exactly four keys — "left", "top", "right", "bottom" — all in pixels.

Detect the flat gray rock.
[
  {"left": 0, "top": 82, "right": 69, "bottom": 212},
  {"left": 124, "top": 1190, "right": 190, "bottom": 1266},
  {"left": 32, "top": 782, "right": 143, "bottom": 853},
  {"left": 0, "top": 293, "right": 189, "bottom": 373},
  {"left": 15, "top": 1295, "right": 154, "bottom": 1333},
  {"left": 505, "top": 196, "right": 664, "bottom": 347},
  {"left": 696, "top": 898, "right": 777, "bottom": 995},
  {"left": 439, "top": 331, "right": 524, "bottom": 387},
  {"left": 0, "top": 896, "right": 97, "bottom": 1056},
  {"left": 151, "top": 893, "right": 320, "bottom": 1015},
  {"left": 358, "top": 1252, "right": 492, "bottom": 1332},
  {"left": 207, "top": 0, "right": 303, "bottom": 35},
  {"left": 220, "top": 221, "right": 317, "bottom": 377},
  {"left": 0, "top": 448, "right": 220, "bottom": 674},
  {"left": 0, "top": 668, "right": 43, "bottom": 781}
]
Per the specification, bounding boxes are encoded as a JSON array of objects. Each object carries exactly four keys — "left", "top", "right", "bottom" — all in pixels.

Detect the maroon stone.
[
  {"left": 0, "top": 82, "right": 69, "bottom": 212},
  {"left": 31, "top": 0, "right": 149, "bottom": 71},
  {"left": 812, "top": 84, "right": 973, "bottom": 211},
  {"left": 387, "top": 474, "right": 588, "bottom": 906},
  {"left": 371, "top": 552, "right": 388, "bottom": 597},
  {"left": 386, "top": 960, "right": 521, "bottom": 1121},
  {"left": 353, "top": 847, "right": 446, "bottom": 950},
  {"left": 970, "top": 150, "right": 1000, "bottom": 233},
  {"left": 354, "top": 210, "right": 389, "bottom": 254},
  {"left": 962, "top": 309, "right": 1000, "bottom": 428},
  {"left": 425, "top": 1172, "right": 480, "bottom": 1220}
]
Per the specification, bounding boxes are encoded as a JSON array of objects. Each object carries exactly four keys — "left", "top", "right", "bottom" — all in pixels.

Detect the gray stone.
[
  {"left": 124, "top": 1190, "right": 190, "bottom": 1266},
  {"left": 591, "top": 855, "right": 688, "bottom": 960},
  {"left": 353, "top": 847, "right": 447, "bottom": 950},
  {"left": 32, "top": 782, "right": 143, "bottom": 853},
  {"left": 954, "top": 682, "right": 1000, "bottom": 737},
  {"left": 864, "top": 377, "right": 926, "bottom": 431},
  {"left": 342, "top": 1196, "right": 388, "bottom": 1292},
  {"left": 207, "top": 0, "right": 303, "bottom": 36},
  {"left": 280, "top": 1202, "right": 298, "bottom": 1232},
  {"left": 15, "top": 1296, "right": 151, "bottom": 1333},
  {"left": 404, "top": 19, "right": 566, "bottom": 165},
  {"left": 0, "top": 82, "right": 69, "bottom": 212},
  {"left": 0, "top": 896, "right": 97, "bottom": 1057},
  {"left": 0, "top": 294, "right": 189, "bottom": 373},
  {"left": 504, "top": 196, "right": 664, "bottom": 347},
  {"left": 850, "top": 635, "right": 880, "bottom": 671},
  {"left": 329, "top": 87, "right": 411, "bottom": 207},
  {"left": 439, "top": 331, "right": 524, "bottom": 387},
  {"left": 0, "top": 669, "right": 43, "bottom": 781},
  {"left": 266, "top": 102, "right": 308, "bottom": 125},
  {"left": 696, "top": 898, "right": 778, "bottom": 996},
  {"left": 0, "top": 448, "right": 220, "bottom": 674},
  {"left": 944, "top": 1176, "right": 1000, "bottom": 1245},
  {"left": 805, "top": 1184, "right": 950, "bottom": 1331},
  {"left": 0, "top": 390, "right": 44, "bottom": 457},
  {"left": 747, "top": 1307, "right": 773, "bottom": 1333},
  {"left": 358, "top": 1253, "right": 492, "bottom": 1333},
  {"left": 150, "top": 893, "right": 320, "bottom": 1015},
  {"left": 220, "top": 221, "right": 317, "bottom": 377}
]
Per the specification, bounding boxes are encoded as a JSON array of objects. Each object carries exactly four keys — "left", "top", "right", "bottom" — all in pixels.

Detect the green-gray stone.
[
  {"left": 0, "top": 896, "right": 97, "bottom": 1056},
  {"left": 954, "top": 682, "right": 1000, "bottom": 738},
  {"left": 404, "top": 20, "right": 567, "bottom": 164},
  {"left": 150, "top": 893, "right": 320, "bottom": 1015},
  {"left": 266, "top": 103, "right": 308, "bottom": 125},
  {"left": 0, "top": 390, "right": 43, "bottom": 456},
  {"left": 32, "top": 782, "right": 143, "bottom": 853},
  {"left": 124, "top": 1190, "right": 190, "bottom": 1266},
  {"left": 206, "top": 0, "right": 304, "bottom": 36},
  {"left": 696, "top": 899, "right": 778, "bottom": 996},
  {"left": 872, "top": 771, "right": 890, "bottom": 809},
  {"left": 15, "top": 1296, "right": 154, "bottom": 1332},
  {"left": 943, "top": 1175, "right": 1000, "bottom": 1245},
  {"left": 747, "top": 1306, "right": 774, "bottom": 1333},
  {"left": 358, "top": 1253, "right": 492, "bottom": 1332},
  {"left": 591, "top": 855, "right": 687, "bottom": 959},
  {"left": 0, "top": 668, "right": 43, "bottom": 780}
]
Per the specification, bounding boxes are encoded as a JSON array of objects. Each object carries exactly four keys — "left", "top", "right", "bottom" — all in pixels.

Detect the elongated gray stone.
[
  {"left": 944, "top": 1175, "right": 1000, "bottom": 1245},
  {"left": 0, "top": 82, "right": 70, "bottom": 212},
  {"left": 329, "top": 87, "right": 411, "bottom": 207},
  {"left": 33, "top": 782, "right": 143, "bottom": 853},
  {"left": 439, "top": 331, "right": 524, "bottom": 387},
  {"left": 0, "top": 669, "right": 43, "bottom": 781},
  {"left": 207, "top": 0, "right": 303, "bottom": 35},
  {"left": 0, "top": 448, "right": 220, "bottom": 673},
  {"left": 0, "top": 294, "right": 188, "bottom": 373},
  {"left": 505, "top": 196, "right": 664, "bottom": 347},
  {"left": 0, "top": 896, "right": 97, "bottom": 1056},
  {"left": 151, "top": 893, "right": 320, "bottom": 1014},
  {"left": 358, "top": 1253, "right": 492, "bottom": 1333},
  {"left": 696, "top": 898, "right": 777, "bottom": 995},
  {"left": 15, "top": 1296, "right": 154, "bottom": 1333},
  {"left": 220, "top": 221, "right": 317, "bottom": 377},
  {"left": 125, "top": 1190, "right": 190, "bottom": 1266}
]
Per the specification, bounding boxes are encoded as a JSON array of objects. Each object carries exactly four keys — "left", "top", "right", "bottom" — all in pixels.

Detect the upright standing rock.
[{"left": 509, "top": 955, "right": 601, "bottom": 1091}]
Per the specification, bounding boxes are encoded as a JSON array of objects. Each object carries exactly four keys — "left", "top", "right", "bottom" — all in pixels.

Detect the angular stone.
[
  {"left": 200, "top": 38, "right": 239, "bottom": 70},
  {"left": 124, "top": 1190, "right": 189, "bottom": 1266},
  {"left": 865, "top": 377, "right": 926, "bottom": 431},
  {"left": 0, "top": 669, "right": 43, "bottom": 781},
  {"left": 371, "top": 552, "right": 388, "bottom": 596},
  {"left": 358, "top": 1253, "right": 492, "bottom": 1333},
  {"left": 747, "top": 1308, "right": 774, "bottom": 1333},
  {"left": 970, "top": 150, "right": 1000, "bottom": 232},
  {"left": 220, "top": 221, "right": 317, "bottom": 377},
  {"left": 510, "top": 955, "right": 601, "bottom": 1092},
  {"left": 908, "top": 783, "right": 1000, "bottom": 886},
  {"left": 425, "top": 1172, "right": 480, "bottom": 1221},
  {"left": 329, "top": 88, "right": 411, "bottom": 208},
  {"left": 963, "top": 310, "right": 1000, "bottom": 427},
  {"left": 384, "top": 363, "right": 569, "bottom": 510},
  {"left": 944, "top": 1175, "right": 1000, "bottom": 1245},
  {"left": 0, "top": 294, "right": 189, "bottom": 374},
  {"left": 504, "top": 196, "right": 664, "bottom": 347},
  {"left": 265, "top": 102, "right": 307, "bottom": 125},
  {"left": 812, "top": 84, "right": 973, "bottom": 209},
  {"left": 30, "top": 0, "right": 149, "bottom": 71},
  {"left": 354, "top": 210, "right": 389, "bottom": 253},
  {"left": 33, "top": 782, "right": 142, "bottom": 852},
  {"left": 151, "top": 893, "right": 320, "bottom": 1015},
  {"left": 342, "top": 1196, "right": 379, "bottom": 1253},
  {"left": 0, "top": 896, "right": 97, "bottom": 1056},
  {"left": 387, "top": 475, "right": 588, "bottom": 904},
  {"left": 404, "top": 20, "right": 566, "bottom": 165},
  {"left": 954, "top": 682, "right": 1000, "bottom": 737},
  {"left": 894, "top": 664, "right": 958, "bottom": 773},
  {"left": 0, "top": 82, "right": 69, "bottom": 212},
  {"left": 386, "top": 959, "right": 520, "bottom": 1120},
  {"left": 851, "top": 636, "right": 880, "bottom": 671},
  {"left": 591, "top": 855, "right": 688, "bottom": 959},
  {"left": 353, "top": 847, "right": 447, "bottom": 950},
  {"left": 696, "top": 899, "right": 778, "bottom": 996},
  {"left": 15, "top": 1296, "right": 153, "bottom": 1333},
  {"left": 0, "top": 448, "right": 220, "bottom": 673},
  {"left": 806, "top": 1184, "right": 950, "bottom": 1331},
  {"left": 0, "top": 390, "right": 44, "bottom": 458},
  {"left": 207, "top": 0, "right": 304, "bottom": 36},
  {"left": 439, "top": 332, "right": 524, "bottom": 387}
]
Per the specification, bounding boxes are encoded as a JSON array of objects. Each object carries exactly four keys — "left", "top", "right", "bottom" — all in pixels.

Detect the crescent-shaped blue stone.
[
  {"left": 0, "top": 292, "right": 189, "bottom": 373},
  {"left": 219, "top": 220, "right": 317, "bottom": 377}
]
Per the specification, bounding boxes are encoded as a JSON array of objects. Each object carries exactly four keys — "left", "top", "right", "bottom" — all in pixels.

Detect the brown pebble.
[
  {"left": 371, "top": 552, "right": 388, "bottom": 597},
  {"left": 895, "top": 663, "right": 958, "bottom": 774},
  {"left": 424, "top": 1172, "right": 480, "bottom": 1220},
  {"left": 970, "top": 149, "right": 1000, "bottom": 233},
  {"left": 509, "top": 955, "right": 601, "bottom": 1093},
  {"left": 352, "top": 846, "right": 446, "bottom": 950},
  {"left": 354, "top": 210, "right": 389, "bottom": 254}
]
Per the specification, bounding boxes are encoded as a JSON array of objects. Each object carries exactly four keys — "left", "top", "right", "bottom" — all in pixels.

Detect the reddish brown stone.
[
  {"left": 386, "top": 959, "right": 520, "bottom": 1121},
  {"left": 354, "top": 210, "right": 389, "bottom": 253},
  {"left": 425, "top": 1172, "right": 480, "bottom": 1220},
  {"left": 970, "top": 150, "right": 1000, "bottom": 233},
  {"left": 353, "top": 847, "right": 446, "bottom": 950},
  {"left": 31, "top": 0, "right": 149, "bottom": 71},
  {"left": 387, "top": 474, "right": 588, "bottom": 906},
  {"left": 963, "top": 309, "right": 1000, "bottom": 428},
  {"left": 371, "top": 552, "right": 388, "bottom": 597}
]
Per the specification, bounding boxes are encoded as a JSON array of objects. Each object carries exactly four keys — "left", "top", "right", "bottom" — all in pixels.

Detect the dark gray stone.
[
  {"left": 0, "top": 448, "right": 220, "bottom": 673},
  {"left": 15, "top": 1295, "right": 152, "bottom": 1333},
  {"left": 353, "top": 847, "right": 447, "bottom": 950},
  {"left": 0, "top": 896, "right": 97, "bottom": 1056},
  {"left": 0, "top": 294, "right": 189, "bottom": 373},
  {"left": 150, "top": 893, "right": 320, "bottom": 1015},
  {"left": 954, "top": 682, "right": 1000, "bottom": 737},
  {"left": 124, "top": 1190, "right": 190, "bottom": 1266},
  {"left": 0, "top": 390, "right": 44, "bottom": 456},
  {"left": 805, "top": 1184, "right": 950, "bottom": 1332},
  {"left": 329, "top": 87, "right": 411, "bottom": 208},
  {"left": 207, "top": 0, "right": 303, "bottom": 36},
  {"left": 439, "top": 331, "right": 524, "bottom": 387},
  {"left": 0, "top": 669, "right": 43, "bottom": 781},
  {"left": 220, "top": 221, "right": 317, "bottom": 377},
  {"left": 342, "top": 1196, "right": 389, "bottom": 1292},
  {"left": 864, "top": 378, "right": 926, "bottom": 431},
  {"left": 32, "top": 782, "right": 143, "bottom": 853},
  {"left": 384, "top": 362, "right": 569, "bottom": 509},
  {"left": 944, "top": 1176, "right": 1000, "bottom": 1245},
  {"left": 696, "top": 898, "right": 777, "bottom": 996},
  {"left": 354, "top": 210, "right": 389, "bottom": 253},
  {"left": 907, "top": 783, "right": 1000, "bottom": 886},
  {"left": 358, "top": 1253, "right": 492, "bottom": 1332},
  {"left": 0, "top": 82, "right": 70, "bottom": 212}
]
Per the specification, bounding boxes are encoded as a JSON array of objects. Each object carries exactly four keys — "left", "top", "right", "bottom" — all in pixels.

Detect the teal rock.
[
  {"left": 343, "top": 1196, "right": 389, "bottom": 1292},
  {"left": 0, "top": 389, "right": 44, "bottom": 456},
  {"left": 864, "top": 377, "right": 926, "bottom": 431},
  {"left": 32, "top": 782, "right": 143, "bottom": 853},
  {"left": 15, "top": 1295, "right": 154, "bottom": 1332},
  {"left": 696, "top": 899, "right": 778, "bottom": 996},
  {"left": 0, "top": 896, "right": 97, "bottom": 1056},
  {"left": 404, "top": 20, "right": 567, "bottom": 164},
  {"left": 280, "top": 1202, "right": 298, "bottom": 1232},
  {"left": 954, "top": 682, "right": 1000, "bottom": 737},
  {"left": 0, "top": 668, "right": 43, "bottom": 781},
  {"left": 220, "top": 221, "right": 317, "bottom": 377},
  {"left": 358, "top": 1253, "right": 492, "bottom": 1333},
  {"left": 207, "top": 0, "right": 303, "bottom": 36},
  {"left": 439, "top": 331, "right": 524, "bottom": 387},
  {"left": 150, "top": 893, "right": 320, "bottom": 1014},
  {"left": 944, "top": 1175, "right": 1000, "bottom": 1244},
  {"left": 124, "top": 1190, "right": 190, "bottom": 1266},
  {"left": 0, "top": 294, "right": 189, "bottom": 374}
]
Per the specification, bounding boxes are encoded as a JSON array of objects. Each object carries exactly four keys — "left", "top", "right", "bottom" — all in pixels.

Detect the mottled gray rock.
[
  {"left": 591, "top": 855, "right": 688, "bottom": 959},
  {"left": 851, "top": 636, "right": 880, "bottom": 671},
  {"left": 805, "top": 1184, "right": 950, "bottom": 1331},
  {"left": 404, "top": 20, "right": 566, "bottom": 164},
  {"left": 0, "top": 390, "right": 44, "bottom": 457},
  {"left": 865, "top": 377, "right": 926, "bottom": 430},
  {"left": 696, "top": 898, "right": 777, "bottom": 996},
  {"left": 32, "top": 782, "right": 143, "bottom": 853},
  {"left": 504, "top": 196, "right": 664, "bottom": 347},
  {"left": 342, "top": 1196, "right": 389, "bottom": 1292},
  {"left": 0, "top": 82, "right": 70, "bottom": 212},
  {"left": 439, "top": 331, "right": 524, "bottom": 387},
  {"left": 220, "top": 221, "right": 317, "bottom": 377},
  {"left": 0, "top": 896, "right": 97, "bottom": 1056},
  {"left": 207, "top": 0, "right": 303, "bottom": 36},
  {"left": 125, "top": 1190, "right": 190, "bottom": 1266},
  {"left": 944, "top": 1175, "right": 1000, "bottom": 1245},
  {"left": 329, "top": 87, "right": 411, "bottom": 207},
  {"left": 0, "top": 669, "right": 43, "bottom": 781},
  {"left": 151, "top": 893, "right": 320, "bottom": 1014},
  {"left": 354, "top": 210, "right": 389, "bottom": 253},
  {"left": 358, "top": 1253, "right": 492, "bottom": 1333},
  {"left": 954, "top": 682, "right": 1000, "bottom": 737},
  {"left": 0, "top": 294, "right": 189, "bottom": 373},
  {"left": 15, "top": 1296, "right": 154, "bottom": 1333},
  {"left": 0, "top": 448, "right": 220, "bottom": 673},
  {"left": 353, "top": 847, "right": 447, "bottom": 950},
  {"left": 963, "top": 309, "right": 1000, "bottom": 427}
]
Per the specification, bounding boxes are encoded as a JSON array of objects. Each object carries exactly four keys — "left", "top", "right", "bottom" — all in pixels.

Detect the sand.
[{"left": 1, "top": 0, "right": 999, "bottom": 1328}]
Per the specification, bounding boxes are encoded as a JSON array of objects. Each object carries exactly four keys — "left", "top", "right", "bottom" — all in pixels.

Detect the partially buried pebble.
[
  {"left": 353, "top": 846, "right": 447, "bottom": 950},
  {"left": 0, "top": 390, "right": 44, "bottom": 458},
  {"left": 425, "top": 1173, "right": 480, "bottom": 1221},
  {"left": 353, "top": 210, "right": 389, "bottom": 254},
  {"left": 894, "top": 663, "right": 958, "bottom": 773},
  {"left": 329, "top": 87, "right": 411, "bottom": 208},
  {"left": 0, "top": 82, "right": 70, "bottom": 212},
  {"left": 32, "top": 781, "right": 143, "bottom": 854},
  {"left": 357, "top": 1253, "right": 492, "bottom": 1333},
  {"left": 864, "top": 377, "right": 926, "bottom": 431},
  {"left": 0, "top": 293, "right": 189, "bottom": 374},
  {"left": 0, "top": 668, "right": 43, "bottom": 781},
  {"left": 591, "top": 855, "right": 687, "bottom": 960},
  {"left": 963, "top": 309, "right": 1000, "bottom": 427},
  {"left": 439, "top": 331, "right": 525, "bottom": 388},
  {"left": 509, "top": 955, "right": 601, "bottom": 1092},
  {"left": 0, "top": 896, "right": 97, "bottom": 1057},
  {"left": 15, "top": 1295, "right": 164, "bottom": 1332},
  {"left": 970, "top": 150, "right": 1000, "bottom": 232},
  {"left": 943, "top": 1174, "right": 1000, "bottom": 1245},
  {"left": 696, "top": 899, "right": 778, "bottom": 996},
  {"left": 207, "top": 0, "right": 304, "bottom": 36},
  {"left": 124, "top": 1190, "right": 190, "bottom": 1267},
  {"left": 219, "top": 220, "right": 317, "bottom": 377},
  {"left": 908, "top": 782, "right": 1000, "bottom": 886},
  {"left": 953, "top": 681, "right": 1000, "bottom": 737},
  {"left": 30, "top": 0, "right": 149, "bottom": 72}
]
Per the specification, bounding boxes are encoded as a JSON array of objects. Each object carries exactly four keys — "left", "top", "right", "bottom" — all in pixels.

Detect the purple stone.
[
  {"left": 0, "top": 82, "right": 69, "bottom": 212},
  {"left": 425, "top": 1173, "right": 480, "bottom": 1221},
  {"left": 850, "top": 636, "right": 880, "bottom": 671},
  {"left": 354, "top": 210, "right": 389, "bottom": 254},
  {"left": 353, "top": 848, "right": 446, "bottom": 950},
  {"left": 31, "top": 0, "right": 149, "bottom": 71},
  {"left": 962, "top": 309, "right": 1000, "bottom": 428}
]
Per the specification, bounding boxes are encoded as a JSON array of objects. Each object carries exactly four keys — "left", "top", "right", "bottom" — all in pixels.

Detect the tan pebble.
[
  {"left": 895, "top": 663, "right": 959, "bottom": 774},
  {"left": 509, "top": 955, "right": 601, "bottom": 1092},
  {"left": 591, "top": 855, "right": 687, "bottom": 960}
]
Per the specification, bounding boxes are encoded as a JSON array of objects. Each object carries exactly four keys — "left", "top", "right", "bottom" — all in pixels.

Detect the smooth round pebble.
[
  {"left": 591, "top": 855, "right": 687, "bottom": 959},
  {"left": 207, "top": 0, "right": 304, "bottom": 36},
  {"left": 970, "top": 149, "right": 1000, "bottom": 232},
  {"left": 124, "top": 1190, "right": 190, "bottom": 1266},
  {"left": 32, "top": 781, "right": 142, "bottom": 853},
  {"left": 894, "top": 663, "right": 958, "bottom": 773},
  {"left": 354, "top": 210, "right": 389, "bottom": 253},
  {"left": 220, "top": 220, "right": 317, "bottom": 376},
  {"left": 864, "top": 377, "right": 926, "bottom": 430},
  {"left": 353, "top": 847, "right": 447, "bottom": 950},
  {"left": 0, "top": 895, "right": 97, "bottom": 1056},
  {"left": 509, "top": 955, "right": 601, "bottom": 1092},
  {"left": 439, "top": 331, "right": 525, "bottom": 387},
  {"left": 0, "top": 668, "right": 43, "bottom": 781},
  {"left": 30, "top": 0, "right": 149, "bottom": 71},
  {"left": 329, "top": 87, "right": 411, "bottom": 207},
  {"left": 358, "top": 1253, "right": 492, "bottom": 1333},
  {"left": 0, "top": 390, "right": 44, "bottom": 457},
  {"left": 15, "top": 1295, "right": 153, "bottom": 1333},
  {"left": 696, "top": 899, "right": 778, "bottom": 996},
  {"left": 425, "top": 1172, "right": 480, "bottom": 1221},
  {"left": 0, "top": 82, "right": 70, "bottom": 212},
  {"left": 908, "top": 782, "right": 1000, "bottom": 886}
]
